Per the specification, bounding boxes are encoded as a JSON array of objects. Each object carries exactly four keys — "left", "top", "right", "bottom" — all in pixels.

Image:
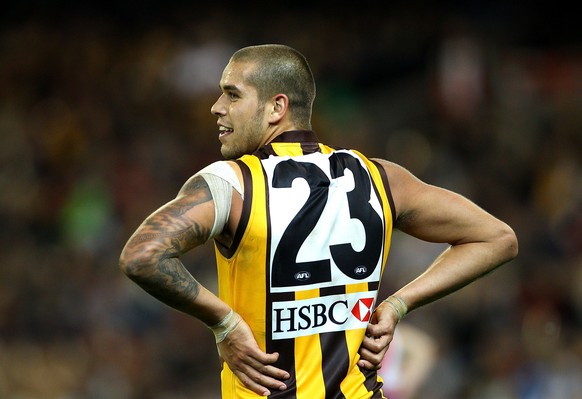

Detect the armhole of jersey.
[
  {"left": 371, "top": 159, "right": 396, "bottom": 224},
  {"left": 215, "top": 159, "right": 253, "bottom": 259}
]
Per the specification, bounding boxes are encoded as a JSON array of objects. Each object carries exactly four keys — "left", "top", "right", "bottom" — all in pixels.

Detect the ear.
[{"left": 267, "top": 94, "right": 289, "bottom": 124}]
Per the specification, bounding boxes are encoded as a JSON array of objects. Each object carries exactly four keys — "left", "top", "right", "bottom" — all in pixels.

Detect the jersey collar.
[{"left": 268, "top": 130, "right": 320, "bottom": 144}]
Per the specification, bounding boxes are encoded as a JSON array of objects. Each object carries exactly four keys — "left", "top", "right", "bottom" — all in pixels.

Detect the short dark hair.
[{"left": 231, "top": 44, "right": 316, "bottom": 129}]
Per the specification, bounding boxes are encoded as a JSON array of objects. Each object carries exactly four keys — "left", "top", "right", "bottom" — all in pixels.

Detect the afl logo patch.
[
  {"left": 294, "top": 271, "right": 311, "bottom": 281},
  {"left": 354, "top": 266, "right": 367, "bottom": 275}
]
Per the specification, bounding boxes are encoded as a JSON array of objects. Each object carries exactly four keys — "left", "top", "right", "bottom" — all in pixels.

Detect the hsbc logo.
[
  {"left": 271, "top": 292, "right": 376, "bottom": 340},
  {"left": 351, "top": 297, "right": 374, "bottom": 322}
]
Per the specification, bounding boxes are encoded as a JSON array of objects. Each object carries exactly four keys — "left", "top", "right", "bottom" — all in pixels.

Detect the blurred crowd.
[{"left": 0, "top": 2, "right": 581, "bottom": 398}]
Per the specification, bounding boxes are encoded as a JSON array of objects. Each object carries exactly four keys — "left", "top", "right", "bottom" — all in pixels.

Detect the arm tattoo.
[
  {"left": 180, "top": 174, "right": 212, "bottom": 197},
  {"left": 131, "top": 176, "right": 213, "bottom": 247},
  {"left": 130, "top": 227, "right": 192, "bottom": 245},
  {"left": 134, "top": 256, "right": 202, "bottom": 311},
  {"left": 123, "top": 175, "right": 214, "bottom": 314}
]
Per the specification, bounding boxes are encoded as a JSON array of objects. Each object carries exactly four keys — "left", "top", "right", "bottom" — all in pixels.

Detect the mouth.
[{"left": 218, "top": 125, "right": 234, "bottom": 139}]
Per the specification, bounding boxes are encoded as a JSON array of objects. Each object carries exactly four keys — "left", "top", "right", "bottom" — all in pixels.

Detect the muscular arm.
[
  {"left": 119, "top": 173, "right": 289, "bottom": 395},
  {"left": 119, "top": 175, "right": 228, "bottom": 325},
  {"left": 359, "top": 159, "right": 517, "bottom": 369},
  {"left": 381, "top": 159, "right": 518, "bottom": 311}
]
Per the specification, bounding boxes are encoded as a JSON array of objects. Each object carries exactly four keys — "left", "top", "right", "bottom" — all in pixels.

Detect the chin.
[{"left": 220, "top": 148, "right": 237, "bottom": 160}]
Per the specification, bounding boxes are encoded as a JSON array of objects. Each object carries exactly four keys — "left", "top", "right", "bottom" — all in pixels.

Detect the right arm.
[
  {"left": 119, "top": 174, "right": 226, "bottom": 324},
  {"left": 118, "top": 173, "right": 289, "bottom": 395}
]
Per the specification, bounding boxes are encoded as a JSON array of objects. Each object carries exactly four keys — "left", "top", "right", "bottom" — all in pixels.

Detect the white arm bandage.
[
  {"left": 383, "top": 295, "right": 408, "bottom": 322},
  {"left": 208, "top": 309, "right": 242, "bottom": 343},
  {"left": 194, "top": 161, "right": 243, "bottom": 240}
]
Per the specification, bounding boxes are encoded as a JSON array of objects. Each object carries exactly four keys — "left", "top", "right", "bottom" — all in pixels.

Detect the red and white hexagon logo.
[{"left": 351, "top": 298, "right": 374, "bottom": 322}]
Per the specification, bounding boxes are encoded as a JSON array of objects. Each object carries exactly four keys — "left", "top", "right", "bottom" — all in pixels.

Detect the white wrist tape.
[
  {"left": 208, "top": 310, "right": 242, "bottom": 343},
  {"left": 383, "top": 295, "right": 408, "bottom": 321}
]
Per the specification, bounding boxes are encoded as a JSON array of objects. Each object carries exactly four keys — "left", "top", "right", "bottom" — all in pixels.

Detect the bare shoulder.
[
  {"left": 370, "top": 158, "right": 516, "bottom": 247},
  {"left": 370, "top": 158, "right": 429, "bottom": 218},
  {"left": 370, "top": 158, "right": 422, "bottom": 184}
]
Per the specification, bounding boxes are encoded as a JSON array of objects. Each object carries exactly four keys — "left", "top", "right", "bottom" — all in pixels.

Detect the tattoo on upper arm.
[
  {"left": 130, "top": 227, "right": 190, "bottom": 245},
  {"left": 122, "top": 176, "right": 214, "bottom": 310},
  {"left": 180, "top": 175, "right": 212, "bottom": 197},
  {"left": 129, "top": 176, "right": 213, "bottom": 249}
]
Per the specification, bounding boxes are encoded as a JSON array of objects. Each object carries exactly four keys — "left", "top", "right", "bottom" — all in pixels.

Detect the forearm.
[
  {"left": 122, "top": 255, "right": 229, "bottom": 326},
  {"left": 393, "top": 234, "right": 516, "bottom": 313}
]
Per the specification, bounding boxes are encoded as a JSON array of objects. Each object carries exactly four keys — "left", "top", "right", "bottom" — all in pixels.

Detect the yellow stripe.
[
  {"left": 295, "top": 334, "right": 324, "bottom": 398},
  {"left": 294, "top": 288, "right": 324, "bottom": 398},
  {"left": 216, "top": 155, "right": 269, "bottom": 351},
  {"left": 244, "top": 155, "right": 268, "bottom": 350},
  {"left": 352, "top": 150, "right": 393, "bottom": 273},
  {"left": 319, "top": 143, "right": 335, "bottom": 154},
  {"left": 271, "top": 142, "right": 305, "bottom": 156}
]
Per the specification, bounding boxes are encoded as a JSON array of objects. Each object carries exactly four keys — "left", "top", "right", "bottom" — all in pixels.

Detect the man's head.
[{"left": 211, "top": 44, "right": 316, "bottom": 159}]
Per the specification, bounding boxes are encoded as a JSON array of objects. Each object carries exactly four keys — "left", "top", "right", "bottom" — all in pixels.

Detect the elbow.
[
  {"left": 119, "top": 243, "right": 159, "bottom": 280},
  {"left": 118, "top": 249, "right": 141, "bottom": 279},
  {"left": 498, "top": 223, "right": 519, "bottom": 264}
]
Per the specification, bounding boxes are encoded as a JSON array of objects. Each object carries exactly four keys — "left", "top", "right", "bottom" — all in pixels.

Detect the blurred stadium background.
[{"left": 0, "top": 1, "right": 580, "bottom": 398}]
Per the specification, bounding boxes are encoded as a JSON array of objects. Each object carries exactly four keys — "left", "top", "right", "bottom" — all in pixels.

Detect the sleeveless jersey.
[{"left": 214, "top": 130, "right": 395, "bottom": 399}]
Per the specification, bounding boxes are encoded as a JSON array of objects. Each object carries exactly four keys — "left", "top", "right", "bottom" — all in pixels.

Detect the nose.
[{"left": 211, "top": 94, "right": 225, "bottom": 116}]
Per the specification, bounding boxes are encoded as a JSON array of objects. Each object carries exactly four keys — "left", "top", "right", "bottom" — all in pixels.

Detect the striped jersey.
[{"left": 214, "top": 130, "right": 395, "bottom": 399}]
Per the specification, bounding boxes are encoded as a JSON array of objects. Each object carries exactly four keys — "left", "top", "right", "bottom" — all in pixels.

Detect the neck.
[{"left": 261, "top": 122, "right": 300, "bottom": 146}]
